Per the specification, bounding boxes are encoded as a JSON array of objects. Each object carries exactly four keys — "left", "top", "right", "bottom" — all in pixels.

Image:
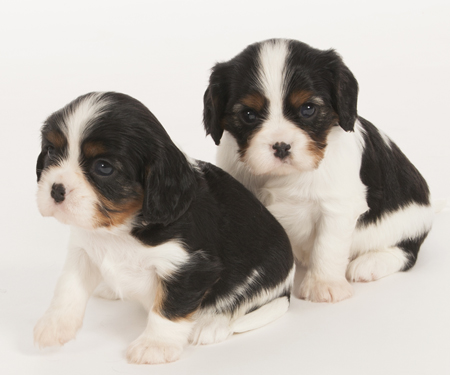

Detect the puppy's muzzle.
[
  {"left": 272, "top": 142, "right": 291, "bottom": 160},
  {"left": 51, "top": 183, "right": 66, "bottom": 203}
]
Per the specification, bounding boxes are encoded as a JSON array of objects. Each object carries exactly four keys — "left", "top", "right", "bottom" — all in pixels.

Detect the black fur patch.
[
  {"left": 397, "top": 233, "right": 429, "bottom": 271},
  {"left": 357, "top": 117, "right": 430, "bottom": 226}
]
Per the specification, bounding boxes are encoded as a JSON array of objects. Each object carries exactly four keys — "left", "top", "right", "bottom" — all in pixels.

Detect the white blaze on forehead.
[
  {"left": 257, "top": 40, "right": 290, "bottom": 119},
  {"left": 61, "top": 92, "right": 111, "bottom": 164},
  {"left": 244, "top": 40, "right": 316, "bottom": 175}
]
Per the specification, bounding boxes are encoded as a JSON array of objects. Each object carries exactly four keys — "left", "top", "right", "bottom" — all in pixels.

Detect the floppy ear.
[
  {"left": 203, "top": 62, "right": 231, "bottom": 145},
  {"left": 142, "top": 144, "right": 197, "bottom": 226},
  {"left": 36, "top": 151, "right": 45, "bottom": 182},
  {"left": 330, "top": 56, "right": 359, "bottom": 132}
]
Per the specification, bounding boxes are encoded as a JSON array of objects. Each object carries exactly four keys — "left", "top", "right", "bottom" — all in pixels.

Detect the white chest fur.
[{"left": 70, "top": 226, "right": 189, "bottom": 306}]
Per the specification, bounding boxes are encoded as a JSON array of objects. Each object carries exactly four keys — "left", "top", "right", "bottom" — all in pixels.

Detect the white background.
[{"left": 1, "top": 0, "right": 449, "bottom": 374}]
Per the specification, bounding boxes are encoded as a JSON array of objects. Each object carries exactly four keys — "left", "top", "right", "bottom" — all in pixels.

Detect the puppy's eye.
[
  {"left": 242, "top": 109, "right": 257, "bottom": 124},
  {"left": 94, "top": 160, "right": 114, "bottom": 177},
  {"left": 300, "top": 103, "right": 316, "bottom": 118},
  {"left": 47, "top": 146, "right": 56, "bottom": 159}
]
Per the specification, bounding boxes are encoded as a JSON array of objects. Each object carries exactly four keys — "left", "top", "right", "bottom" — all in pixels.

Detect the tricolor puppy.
[
  {"left": 35, "top": 92, "right": 294, "bottom": 364},
  {"left": 203, "top": 39, "right": 433, "bottom": 303}
]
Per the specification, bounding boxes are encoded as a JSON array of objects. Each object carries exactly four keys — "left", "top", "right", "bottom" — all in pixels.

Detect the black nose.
[
  {"left": 272, "top": 142, "right": 291, "bottom": 159},
  {"left": 51, "top": 183, "right": 66, "bottom": 203}
]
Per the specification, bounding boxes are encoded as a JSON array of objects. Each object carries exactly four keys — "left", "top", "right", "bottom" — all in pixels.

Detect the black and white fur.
[
  {"left": 203, "top": 39, "right": 433, "bottom": 303},
  {"left": 35, "top": 92, "right": 294, "bottom": 364}
]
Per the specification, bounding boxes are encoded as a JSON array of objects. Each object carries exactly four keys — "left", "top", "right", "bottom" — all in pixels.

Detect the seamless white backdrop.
[{"left": 1, "top": 1, "right": 449, "bottom": 374}]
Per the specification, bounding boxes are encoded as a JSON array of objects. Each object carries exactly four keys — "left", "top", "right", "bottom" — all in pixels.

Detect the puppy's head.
[
  {"left": 36, "top": 92, "right": 196, "bottom": 230},
  {"left": 203, "top": 39, "right": 358, "bottom": 175}
]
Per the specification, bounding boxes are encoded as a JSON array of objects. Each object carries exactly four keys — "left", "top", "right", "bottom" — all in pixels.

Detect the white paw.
[
  {"left": 346, "top": 250, "right": 405, "bottom": 282},
  {"left": 34, "top": 311, "right": 83, "bottom": 348},
  {"left": 126, "top": 336, "right": 183, "bottom": 364},
  {"left": 347, "top": 256, "right": 380, "bottom": 282},
  {"left": 189, "top": 315, "right": 231, "bottom": 345},
  {"left": 296, "top": 273, "right": 353, "bottom": 303}
]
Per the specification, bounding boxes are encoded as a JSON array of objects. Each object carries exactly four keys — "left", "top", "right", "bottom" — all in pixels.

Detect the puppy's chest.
[
  {"left": 71, "top": 228, "right": 190, "bottom": 301},
  {"left": 259, "top": 175, "right": 323, "bottom": 214},
  {"left": 88, "top": 232, "right": 157, "bottom": 298},
  {"left": 263, "top": 184, "right": 321, "bottom": 231},
  {"left": 258, "top": 172, "right": 368, "bottom": 244}
]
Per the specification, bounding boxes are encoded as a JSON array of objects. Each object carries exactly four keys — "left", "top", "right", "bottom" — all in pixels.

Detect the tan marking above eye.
[
  {"left": 83, "top": 141, "right": 107, "bottom": 158},
  {"left": 290, "top": 90, "right": 313, "bottom": 107},
  {"left": 240, "top": 93, "right": 266, "bottom": 112},
  {"left": 46, "top": 130, "right": 67, "bottom": 148}
]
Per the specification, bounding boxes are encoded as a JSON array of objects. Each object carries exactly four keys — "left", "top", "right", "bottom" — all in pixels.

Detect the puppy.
[
  {"left": 203, "top": 39, "right": 433, "bottom": 303},
  {"left": 34, "top": 92, "right": 294, "bottom": 364}
]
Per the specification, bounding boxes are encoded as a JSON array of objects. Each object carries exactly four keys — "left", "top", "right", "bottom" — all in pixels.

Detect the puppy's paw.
[
  {"left": 346, "top": 250, "right": 405, "bottom": 282},
  {"left": 296, "top": 273, "right": 353, "bottom": 303},
  {"left": 34, "top": 310, "right": 83, "bottom": 348},
  {"left": 189, "top": 315, "right": 231, "bottom": 345},
  {"left": 126, "top": 336, "right": 183, "bottom": 364},
  {"left": 346, "top": 256, "right": 381, "bottom": 282}
]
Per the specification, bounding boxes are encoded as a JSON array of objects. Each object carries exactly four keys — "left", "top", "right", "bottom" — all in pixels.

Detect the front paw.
[
  {"left": 296, "top": 273, "right": 353, "bottom": 303},
  {"left": 126, "top": 336, "right": 183, "bottom": 364},
  {"left": 34, "top": 310, "right": 83, "bottom": 348}
]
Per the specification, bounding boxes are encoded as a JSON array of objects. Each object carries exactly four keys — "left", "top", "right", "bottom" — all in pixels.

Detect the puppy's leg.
[
  {"left": 189, "top": 312, "right": 232, "bottom": 346},
  {"left": 127, "top": 273, "right": 208, "bottom": 364},
  {"left": 297, "top": 205, "right": 354, "bottom": 303},
  {"left": 346, "top": 247, "right": 408, "bottom": 282},
  {"left": 126, "top": 309, "right": 194, "bottom": 364},
  {"left": 126, "top": 251, "right": 222, "bottom": 364},
  {"left": 34, "top": 246, "right": 101, "bottom": 348},
  {"left": 346, "top": 233, "right": 429, "bottom": 282},
  {"left": 190, "top": 297, "right": 290, "bottom": 346}
]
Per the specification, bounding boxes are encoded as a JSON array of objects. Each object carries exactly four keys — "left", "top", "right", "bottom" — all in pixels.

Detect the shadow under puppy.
[
  {"left": 203, "top": 39, "right": 433, "bottom": 303},
  {"left": 34, "top": 92, "right": 294, "bottom": 364}
]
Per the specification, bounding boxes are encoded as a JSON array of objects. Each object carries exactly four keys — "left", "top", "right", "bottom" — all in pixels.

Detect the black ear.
[
  {"left": 36, "top": 151, "right": 45, "bottom": 182},
  {"left": 203, "top": 62, "right": 231, "bottom": 145},
  {"left": 330, "top": 55, "right": 359, "bottom": 132},
  {"left": 142, "top": 144, "right": 197, "bottom": 226}
]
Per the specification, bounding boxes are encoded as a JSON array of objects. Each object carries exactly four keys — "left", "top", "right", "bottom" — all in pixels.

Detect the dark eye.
[
  {"left": 47, "top": 146, "right": 56, "bottom": 159},
  {"left": 94, "top": 160, "right": 114, "bottom": 177},
  {"left": 300, "top": 103, "right": 316, "bottom": 118},
  {"left": 241, "top": 109, "right": 257, "bottom": 124}
]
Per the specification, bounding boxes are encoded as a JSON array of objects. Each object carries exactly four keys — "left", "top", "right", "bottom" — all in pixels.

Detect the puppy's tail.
[
  {"left": 231, "top": 296, "right": 289, "bottom": 333},
  {"left": 433, "top": 200, "right": 448, "bottom": 214}
]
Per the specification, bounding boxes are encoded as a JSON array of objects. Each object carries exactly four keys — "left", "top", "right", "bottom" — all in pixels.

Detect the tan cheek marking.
[
  {"left": 83, "top": 141, "right": 107, "bottom": 158},
  {"left": 307, "top": 126, "right": 333, "bottom": 168},
  {"left": 93, "top": 186, "right": 144, "bottom": 228},
  {"left": 240, "top": 93, "right": 265, "bottom": 112},
  {"left": 238, "top": 132, "right": 257, "bottom": 161},
  {"left": 290, "top": 90, "right": 313, "bottom": 107},
  {"left": 307, "top": 140, "right": 325, "bottom": 168},
  {"left": 46, "top": 130, "right": 67, "bottom": 148}
]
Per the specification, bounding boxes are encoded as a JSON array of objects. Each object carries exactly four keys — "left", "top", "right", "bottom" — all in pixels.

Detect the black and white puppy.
[
  {"left": 35, "top": 92, "right": 294, "bottom": 364},
  {"left": 203, "top": 39, "right": 433, "bottom": 303}
]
